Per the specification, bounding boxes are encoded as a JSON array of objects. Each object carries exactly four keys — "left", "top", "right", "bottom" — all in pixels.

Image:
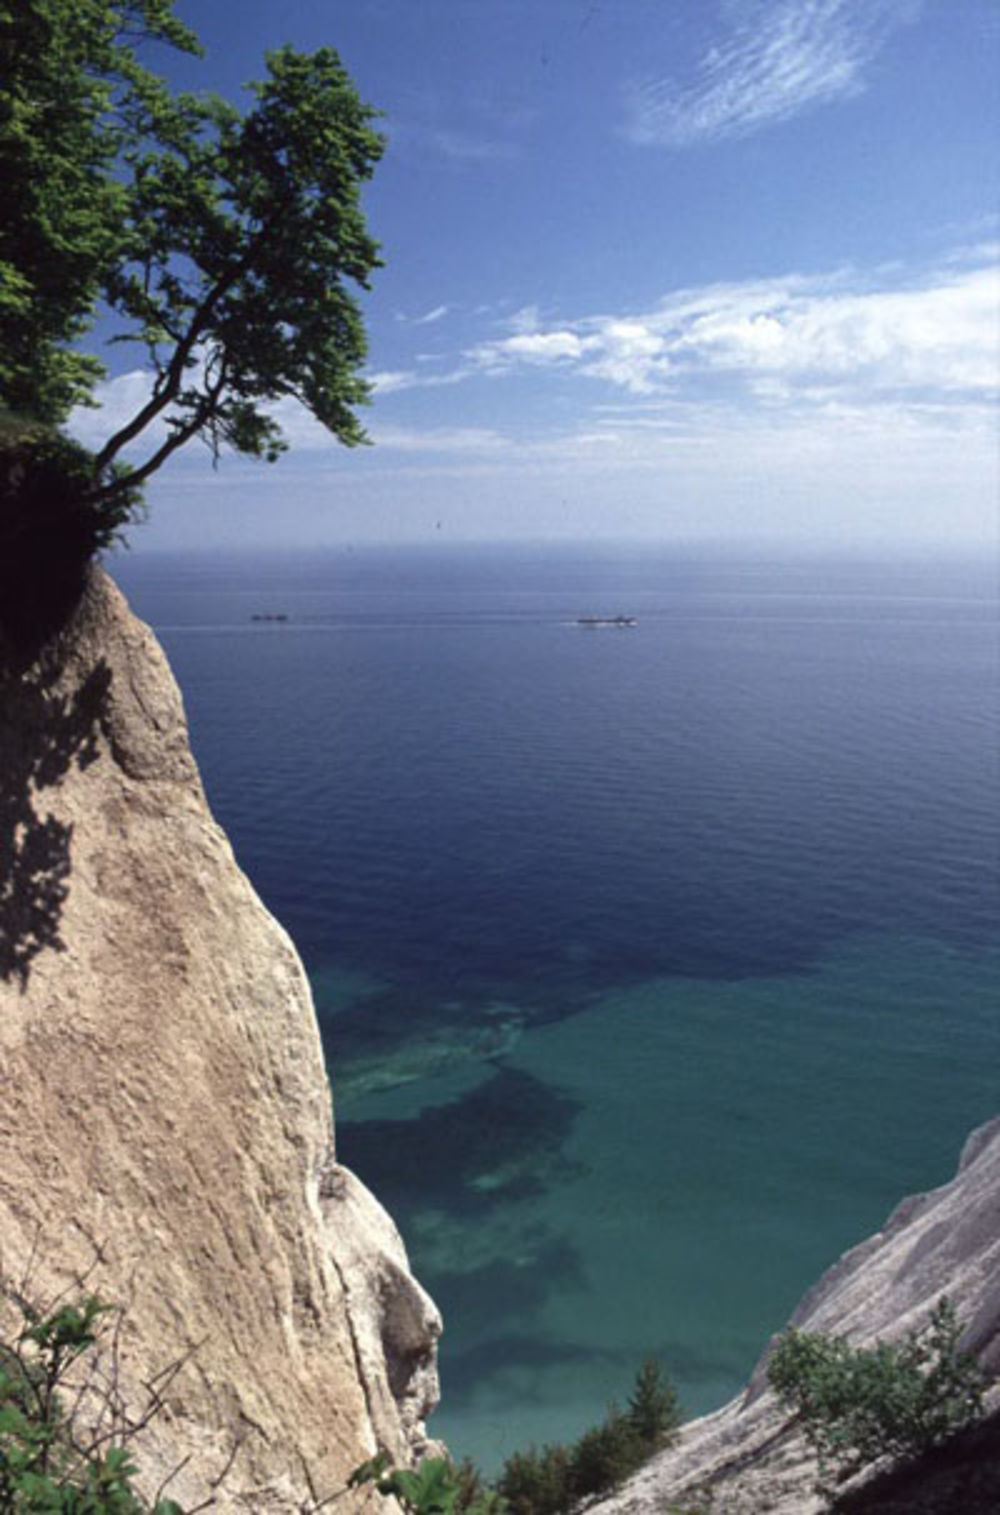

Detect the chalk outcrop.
[
  {"left": 0, "top": 570, "right": 441, "bottom": 1511},
  {"left": 595, "top": 1116, "right": 1000, "bottom": 1514}
]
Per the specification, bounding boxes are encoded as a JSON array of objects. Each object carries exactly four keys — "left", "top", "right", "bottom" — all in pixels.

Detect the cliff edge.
[
  {"left": 594, "top": 1116, "right": 1000, "bottom": 1514},
  {"left": 0, "top": 568, "right": 441, "bottom": 1511}
]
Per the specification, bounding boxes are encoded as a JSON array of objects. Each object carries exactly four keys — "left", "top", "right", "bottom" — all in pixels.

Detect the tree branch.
[{"left": 92, "top": 213, "right": 278, "bottom": 474}]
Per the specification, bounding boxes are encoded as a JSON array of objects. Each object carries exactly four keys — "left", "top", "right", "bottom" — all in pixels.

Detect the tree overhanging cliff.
[{"left": 1, "top": 0, "right": 383, "bottom": 639}]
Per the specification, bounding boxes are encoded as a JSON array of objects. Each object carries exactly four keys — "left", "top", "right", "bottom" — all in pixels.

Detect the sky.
[{"left": 71, "top": 0, "right": 1000, "bottom": 552}]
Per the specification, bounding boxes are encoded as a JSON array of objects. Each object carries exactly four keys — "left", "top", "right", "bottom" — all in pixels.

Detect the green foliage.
[
  {"left": 567, "top": 1408, "right": 644, "bottom": 1501},
  {"left": 352, "top": 1454, "right": 505, "bottom": 1515},
  {"left": 0, "top": 1288, "right": 183, "bottom": 1513},
  {"left": 626, "top": 1358, "right": 683, "bottom": 1450},
  {"left": 352, "top": 1362, "right": 682, "bottom": 1515},
  {"left": 0, "top": 1, "right": 200, "bottom": 423},
  {"left": 495, "top": 1445, "right": 571, "bottom": 1515},
  {"left": 1, "top": 0, "right": 383, "bottom": 550},
  {"left": 496, "top": 1359, "right": 683, "bottom": 1515},
  {"left": 768, "top": 1297, "right": 987, "bottom": 1478}
]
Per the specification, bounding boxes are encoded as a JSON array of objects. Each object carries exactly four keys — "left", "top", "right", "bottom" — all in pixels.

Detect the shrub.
[
  {"left": 352, "top": 1454, "right": 506, "bottom": 1515},
  {"left": 768, "top": 1297, "right": 987, "bottom": 1477},
  {"left": 0, "top": 1287, "right": 182, "bottom": 1513},
  {"left": 567, "top": 1408, "right": 642, "bottom": 1499},
  {"left": 496, "top": 1444, "right": 571, "bottom": 1515}
]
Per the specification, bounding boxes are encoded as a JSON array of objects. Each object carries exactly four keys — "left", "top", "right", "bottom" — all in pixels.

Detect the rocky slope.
[
  {"left": 594, "top": 1116, "right": 1000, "bottom": 1514},
  {"left": 0, "top": 569, "right": 441, "bottom": 1512}
]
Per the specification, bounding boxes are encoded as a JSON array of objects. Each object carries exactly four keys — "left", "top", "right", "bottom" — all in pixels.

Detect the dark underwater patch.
[
  {"left": 440, "top": 1332, "right": 614, "bottom": 1405},
  {"left": 337, "top": 1064, "right": 585, "bottom": 1223},
  {"left": 423, "top": 1237, "right": 586, "bottom": 1355}
]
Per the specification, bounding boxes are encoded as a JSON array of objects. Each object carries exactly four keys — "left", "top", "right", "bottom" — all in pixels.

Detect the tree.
[
  {"left": 626, "top": 1357, "right": 683, "bottom": 1450},
  {"left": 1, "top": 2, "right": 201, "bottom": 425},
  {"left": 0, "top": 0, "right": 383, "bottom": 634}
]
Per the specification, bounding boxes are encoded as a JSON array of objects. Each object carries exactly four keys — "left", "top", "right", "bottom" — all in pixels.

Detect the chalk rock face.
[
  {"left": 0, "top": 570, "right": 441, "bottom": 1511},
  {"left": 594, "top": 1117, "right": 1000, "bottom": 1515}
]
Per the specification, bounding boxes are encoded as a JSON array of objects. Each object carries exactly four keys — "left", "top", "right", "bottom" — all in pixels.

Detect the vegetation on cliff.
[
  {"left": 2, "top": 1273, "right": 994, "bottom": 1515},
  {"left": 0, "top": 1286, "right": 184, "bottom": 1514},
  {"left": 1, "top": 0, "right": 383, "bottom": 637},
  {"left": 0, "top": 1268, "right": 681, "bottom": 1515},
  {"left": 768, "top": 1296, "right": 987, "bottom": 1481}
]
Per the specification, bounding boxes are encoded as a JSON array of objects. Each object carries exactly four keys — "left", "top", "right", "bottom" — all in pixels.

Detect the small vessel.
[
  {"left": 251, "top": 613, "right": 289, "bottom": 622},
  {"left": 576, "top": 615, "right": 638, "bottom": 628}
]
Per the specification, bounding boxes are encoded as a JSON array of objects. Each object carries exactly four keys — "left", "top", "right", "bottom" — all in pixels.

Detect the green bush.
[
  {"left": 768, "top": 1297, "right": 987, "bottom": 1477},
  {"left": 352, "top": 1454, "right": 506, "bottom": 1515},
  {"left": 567, "top": 1408, "right": 643, "bottom": 1500},
  {"left": 495, "top": 1444, "right": 570, "bottom": 1515},
  {"left": 0, "top": 1289, "right": 182, "bottom": 1513}
]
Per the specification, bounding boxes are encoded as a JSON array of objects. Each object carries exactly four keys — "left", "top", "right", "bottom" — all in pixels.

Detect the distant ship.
[
  {"left": 576, "top": 615, "right": 638, "bottom": 628},
  {"left": 250, "top": 613, "right": 289, "bottom": 622}
]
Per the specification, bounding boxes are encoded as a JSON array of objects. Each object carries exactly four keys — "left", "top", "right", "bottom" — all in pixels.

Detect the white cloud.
[
  {"left": 491, "top": 331, "right": 586, "bottom": 364},
  {"left": 370, "top": 369, "right": 421, "bottom": 395},
  {"left": 370, "top": 367, "right": 474, "bottom": 396},
  {"left": 412, "top": 303, "right": 450, "bottom": 326},
  {"left": 68, "top": 368, "right": 160, "bottom": 451},
  {"left": 396, "top": 303, "right": 451, "bottom": 327},
  {"left": 371, "top": 423, "right": 509, "bottom": 454},
  {"left": 625, "top": 0, "right": 918, "bottom": 147},
  {"left": 468, "top": 258, "right": 1000, "bottom": 401}
]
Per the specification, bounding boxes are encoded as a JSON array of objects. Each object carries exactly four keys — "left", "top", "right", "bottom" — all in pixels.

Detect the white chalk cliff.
[{"left": 0, "top": 569, "right": 441, "bottom": 1512}]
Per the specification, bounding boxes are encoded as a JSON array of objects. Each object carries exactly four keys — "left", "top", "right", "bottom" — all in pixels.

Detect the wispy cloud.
[
  {"left": 387, "top": 120, "right": 518, "bottom": 164},
  {"left": 625, "top": 0, "right": 918, "bottom": 147},
  {"left": 411, "top": 304, "right": 450, "bottom": 326},
  {"left": 369, "top": 367, "right": 471, "bottom": 396}
]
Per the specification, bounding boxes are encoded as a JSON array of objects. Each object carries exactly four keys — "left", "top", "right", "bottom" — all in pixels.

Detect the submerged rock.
[{"left": 0, "top": 569, "right": 440, "bottom": 1511}]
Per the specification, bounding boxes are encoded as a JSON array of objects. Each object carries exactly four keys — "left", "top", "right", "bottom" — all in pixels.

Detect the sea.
[{"left": 109, "top": 541, "right": 999, "bottom": 1472}]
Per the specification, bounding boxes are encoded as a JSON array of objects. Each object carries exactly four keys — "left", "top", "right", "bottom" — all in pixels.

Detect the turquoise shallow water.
[
  {"left": 337, "top": 931, "right": 1000, "bottom": 1467},
  {"left": 112, "top": 544, "right": 999, "bottom": 1471}
]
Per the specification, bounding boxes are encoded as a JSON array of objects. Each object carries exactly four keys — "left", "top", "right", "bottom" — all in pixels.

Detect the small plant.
[
  {"left": 350, "top": 1454, "right": 506, "bottom": 1515},
  {"left": 768, "top": 1296, "right": 987, "bottom": 1479},
  {"left": 0, "top": 1287, "right": 183, "bottom": 1513}
]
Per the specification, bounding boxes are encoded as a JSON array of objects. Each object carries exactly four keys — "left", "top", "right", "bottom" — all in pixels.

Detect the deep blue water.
[{"left": 110, "top": 542, "right": 999, "bottom": 1469}]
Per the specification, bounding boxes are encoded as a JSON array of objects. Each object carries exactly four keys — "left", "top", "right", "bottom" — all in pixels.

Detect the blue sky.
[{"left": 73, "top": 0, "right": 1000, "bottom": 551}]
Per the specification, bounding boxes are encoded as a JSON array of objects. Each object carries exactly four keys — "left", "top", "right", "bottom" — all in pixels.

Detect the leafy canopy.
[{"left": 0, "top": 0, "right": 384, "bottom": 515}]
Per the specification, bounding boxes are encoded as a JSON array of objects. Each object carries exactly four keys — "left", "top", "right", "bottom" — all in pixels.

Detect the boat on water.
[
  {"left": 576, "top": 615, "right": 638, "bottom": 628},
  {"left": 250, "top": 613, "right": 289, "bottom": 622}
]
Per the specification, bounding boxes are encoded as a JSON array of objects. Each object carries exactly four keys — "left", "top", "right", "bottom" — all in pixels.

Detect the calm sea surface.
[{"left": 111, "top": 542, "right": 999, "bottom": 1469}]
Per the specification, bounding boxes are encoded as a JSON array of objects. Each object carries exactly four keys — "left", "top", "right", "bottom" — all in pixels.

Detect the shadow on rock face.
[{"left": 0, "top": 655, "right": 111, "bottom": 990}]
